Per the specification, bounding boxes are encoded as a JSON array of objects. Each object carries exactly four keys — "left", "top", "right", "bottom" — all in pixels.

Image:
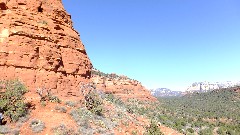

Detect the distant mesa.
[
  {"left": 186, "top": 81, "right": 240, "bottom": 93},
  {"left": 151, "top": 88, "right": 183, "bottom": 97},
  {"left": 151, "top": 80, "right": 240, "bottom": 97}
]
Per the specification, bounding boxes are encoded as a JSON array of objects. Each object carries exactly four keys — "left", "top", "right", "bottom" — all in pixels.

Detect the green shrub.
[
  {"left": 0, "top": 80, "right": 28, "bottom": 122},
  {"left": 132, "top": 130, "right": 138, "bottom": 135},
  {"left": 105, "top": 94, "right": 124, "bottom": 106},
  {"left": 126, "top": 105, "right": 134, "bottom": 114},
  {"left": 145, "top": 120, "right": 163, "bottom": 135},
  {"left": 85, "top": 90, "right": 104, "bottom": 116},
  {"left": 187, "top": 128, "right": 194, "bottom": 133},
  {"left": 217, "top": 126, "right": 237, "bottom": 135},
  {"left": 49, "top": 95, "right": 61, "bottom": 103},
  {"left": 105, "top": 94, "right": 115, "bottom": 102},
  {"left": 199, "top": 128, "right": 213, "bottom": 135},
  {"left": 30, "top": 119, "right": 45, "bottom": 133}
]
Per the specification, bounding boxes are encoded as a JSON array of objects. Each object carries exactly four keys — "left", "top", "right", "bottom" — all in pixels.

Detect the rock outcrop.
[
  {"left": 0, "top": 0, "right": 92, "bottom": 97},
  {"left": 91, "top": 69, "right": 156, "bottom": 101}
]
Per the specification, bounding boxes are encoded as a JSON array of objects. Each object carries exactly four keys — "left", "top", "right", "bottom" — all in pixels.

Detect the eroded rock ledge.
[{"left": 91, "top": 69, "right": 156, "bottom": 101}]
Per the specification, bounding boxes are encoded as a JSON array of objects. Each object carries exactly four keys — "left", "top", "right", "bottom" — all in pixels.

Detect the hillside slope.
[
  {"left": 157, "top": 87, "right": 240, "bottom": 134},
  {"left": 0, "top": 80, "right": 181, "bottom": 135}
]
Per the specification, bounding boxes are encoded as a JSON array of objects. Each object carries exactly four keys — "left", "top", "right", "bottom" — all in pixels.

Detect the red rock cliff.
[
  {"left": 91, "top": 70, "right": 156, "bottom": 101},
  {"left": 0, "top": 0, "right": 92, "bottom": 97}
]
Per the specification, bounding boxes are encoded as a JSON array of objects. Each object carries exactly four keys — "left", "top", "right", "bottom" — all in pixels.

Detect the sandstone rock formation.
[
  {"left": 91, "top": 69, "right": 156, "bottom": 101},
  {"left": 0, "top": 0, "right": 92, "bottom": 97}
]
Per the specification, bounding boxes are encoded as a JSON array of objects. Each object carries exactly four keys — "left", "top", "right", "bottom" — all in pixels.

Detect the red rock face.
[
  {"left": 92, "top": 74, "right": 156, "bottom": 101},
  {"left": 0, "top": 0, "right": 92, "bottom": 97}
]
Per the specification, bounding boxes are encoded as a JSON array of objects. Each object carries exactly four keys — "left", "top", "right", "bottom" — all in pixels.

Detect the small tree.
[
  {"left": 0, "top": 80, "right": 28, "bottom": 122},
  {"left": 85, "top": 90, "right": 104, "bottom": 116}
]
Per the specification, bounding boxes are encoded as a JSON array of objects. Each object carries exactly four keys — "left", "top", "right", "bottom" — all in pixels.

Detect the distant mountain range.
[
  {"left": 150, "top": 81, "right": 240, "bottom": 97},
  {"left": 150, "top": 88, "right": 183, "bottom": 97},
  {"left": 186, "top": 81, "right": 240, "bottom": 93}
]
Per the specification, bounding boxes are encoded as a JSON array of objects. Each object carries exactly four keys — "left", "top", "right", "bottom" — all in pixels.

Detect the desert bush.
[
  {"left": 49, "top": 95, "right": 61, "bottom": 103},
  {"left": 198, "top": 128, "right": 213, "bottom": 135},
  {"left": 70, "top": 108, "right": 95, "bottom": 134},
  {"left": 14, "top": 115, "right": 30, "bottom": 129},
  {"left": 0, "top": 80, "right": 28, "bottom": 122},
  {"left": 52, "top": 124, "right": 75, "bottom": 135},
  {"left": 55, "top": 106, "right": 67, "bottom": 113},
  {"left": 85, "top": 90, "right": 104, "bottom": 116},
  {"left": 70, "top": 107, "right": 117, "bottom": 134},
  {"left": 124, "top": 98, "right": 150, "bottom": 116},
  {"left": 36, "top": 87, "right": 61, "bottom": 103},
  {"left": 78, "top": 127, "right": 94, "bottom": 135},
  {"left": 10, "top": 128, "right": 20, "bottom": 135},
  {"left": 217, "top": 126, "right": 237, "bottom": 135},
  {"left": 145, "top": 120, "right": 163, "bottom": 135},
  {"left": 79, "top": 82, "right": 96, "bottom": 97},
  {"left": 105, "top": 94, "right": 124, "bottom": 106},
  {"left": 41, "top": 101, "right": 47, "bottom": 106},
  {"left": 0, "top": 125, "right": 10, "bottom": 134},
  {"left": 70, "top": 108, "right": 93, "bottom": 127},
  {"left": 187, "top": 128, "right": 194, "bottom": 133},
  {"left": 105, "top": 94, "right": 115, "bottom": 102},
  {"left": 17, "top": 114, "right": 30, "bottom": 123},
  {"left": 65, "top": 101, "right": 77, "bottom": 107},
  {"left": 37, "top": 20, "right": 48, "bottom": 25},
  {"left": 131, "top": 130, "right": 138, "bottom": 135},
  {"left": 30, "top": 119, "right": 45, "bottom": 133},
  {"left": 126, "top": 105, "right": 134, "bottom": 114},
  {"left": 0, "top": 125, "right": 20, "bottom": 135}
]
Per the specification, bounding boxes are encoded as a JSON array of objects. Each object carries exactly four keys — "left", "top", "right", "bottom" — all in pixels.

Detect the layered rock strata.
[
  {"left": 91, "top": 73, "right": 156, "bottom": 101},
  {"left": 0, "top": 0, "right": 92, "bottom": 97}
]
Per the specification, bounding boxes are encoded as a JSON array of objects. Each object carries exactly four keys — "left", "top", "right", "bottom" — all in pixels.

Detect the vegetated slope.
[
  {"left": 157, "top": 87, "right": 240, "bottom": 135},
  {"left": 0, "top": 80, "right": 181, "bottom": 135}
]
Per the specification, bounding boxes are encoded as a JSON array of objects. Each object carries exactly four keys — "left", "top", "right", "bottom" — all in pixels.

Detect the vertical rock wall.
[{"left": 0, "top": 0, "right": 92, "bottom": 97}]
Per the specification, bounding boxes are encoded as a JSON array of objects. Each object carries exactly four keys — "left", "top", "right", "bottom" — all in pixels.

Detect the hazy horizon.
[{"left": 63, "top": 0, "right": 240, "bottom": 91}]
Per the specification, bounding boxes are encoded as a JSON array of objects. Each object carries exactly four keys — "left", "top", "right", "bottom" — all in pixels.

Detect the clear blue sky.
[{"left": 62, "top": 0, "right": 240, "bottom": 91}]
